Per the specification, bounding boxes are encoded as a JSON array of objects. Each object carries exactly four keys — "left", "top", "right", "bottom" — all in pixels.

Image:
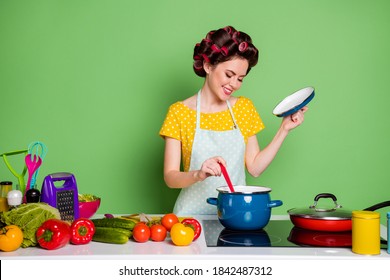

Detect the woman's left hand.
[{"left": 281, "top": 106, "right": 308, "bottom": 131}]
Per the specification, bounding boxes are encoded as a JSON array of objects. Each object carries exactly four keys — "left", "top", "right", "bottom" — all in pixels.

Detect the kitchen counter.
[{"left": 1, "top": 215, "right": 389, "bottom": 260}]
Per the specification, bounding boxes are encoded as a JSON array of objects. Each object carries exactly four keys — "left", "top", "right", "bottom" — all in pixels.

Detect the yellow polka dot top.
[{"left": 159, "top": 96, "right": 265, "bottom": 172}]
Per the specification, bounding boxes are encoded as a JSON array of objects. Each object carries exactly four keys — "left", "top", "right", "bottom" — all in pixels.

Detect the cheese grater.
[{"left": 40, "top": 172, "right": 79, "bottom": 221}]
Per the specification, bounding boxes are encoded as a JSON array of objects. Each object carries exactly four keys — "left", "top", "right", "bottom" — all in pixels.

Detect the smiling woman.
[{"left": 159, "top": 26, "right": 308, "bottom": 216}]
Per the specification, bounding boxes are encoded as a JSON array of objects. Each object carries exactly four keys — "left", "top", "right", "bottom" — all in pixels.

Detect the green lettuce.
[{"left": 0, "top": 203, "right": 61, "bottom": 248}]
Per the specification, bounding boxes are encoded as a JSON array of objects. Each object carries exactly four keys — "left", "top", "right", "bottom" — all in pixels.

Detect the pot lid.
[{"left": 288, "top": 193, "right": 352, "bottom": 220}]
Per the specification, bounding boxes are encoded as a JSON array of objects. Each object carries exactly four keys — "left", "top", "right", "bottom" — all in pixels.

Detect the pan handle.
[{"left": 363, "top": 200, "right": 390, "bottom": 211}]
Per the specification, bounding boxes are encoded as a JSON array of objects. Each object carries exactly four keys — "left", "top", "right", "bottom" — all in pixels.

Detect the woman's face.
[{"left": 204, "top": 57, "right": 249, "bottom": 101}]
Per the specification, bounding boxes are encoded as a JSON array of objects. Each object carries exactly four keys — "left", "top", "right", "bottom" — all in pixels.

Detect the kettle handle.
[{"left": 206, "top": 197, "right": 218, "bottom": 206}]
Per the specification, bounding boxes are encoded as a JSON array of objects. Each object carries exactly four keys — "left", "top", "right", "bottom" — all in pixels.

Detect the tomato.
[
  {"left": 132, "top": 222, "right": 150, "bottom": 243},
  {"left": 161, "top": 213, "right": 179, "bottom": 232},
  {"left": 181, "top": 218, "right": 202, "bottom": 241},
  {"left": 0, "top": 225, "right": 24, "bottom": 252},
  {"left": 170, "top": 223, "right": 194, "bottom": 246},
  {"left": 150, "top": 224, "right": 167, "bottom": 242}
]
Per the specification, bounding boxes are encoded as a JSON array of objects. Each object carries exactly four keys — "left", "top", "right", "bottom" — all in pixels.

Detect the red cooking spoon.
[{"left": 218, "top": 162, "right": 235, "bottom": 193}]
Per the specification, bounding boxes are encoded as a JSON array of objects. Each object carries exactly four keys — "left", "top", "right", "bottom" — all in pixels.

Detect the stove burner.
[
  {"left": 203, "top": 219, "right": 386, "bottom": 248},
  {"left": 217, "top": 228, "right": 282, "bottom": 247},
  {"left": 204, "top": 219, "right": 296, "bottom": 247}
]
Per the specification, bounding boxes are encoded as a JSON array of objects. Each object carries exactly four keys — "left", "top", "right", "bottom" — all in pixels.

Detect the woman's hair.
[{"left": 193, "top": 26, "right": 259, "bottom": 77}]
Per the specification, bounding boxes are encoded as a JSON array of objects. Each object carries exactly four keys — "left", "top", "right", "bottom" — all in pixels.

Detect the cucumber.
[
  {"left": 107, "top": 227, "right": 132, "bottom": 238},
  {"left": 92, "top": 227, "right": 130, "bottom": 244},
  {"left": 91, "top": 217, "right": 136, "bottom": 230}
]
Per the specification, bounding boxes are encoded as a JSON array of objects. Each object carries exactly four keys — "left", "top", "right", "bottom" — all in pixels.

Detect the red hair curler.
[
  {"left": 211, "top": 44, "right": 220, "bottom": 53},
  {"left": 238, "top": 41, "right": 248, "bottom": 52},
  {"left": 221, "top": 46, "right": 228, "bottom": 56},
  {"left": 201, "top": 53, "right": 210, "bottom": 63}
]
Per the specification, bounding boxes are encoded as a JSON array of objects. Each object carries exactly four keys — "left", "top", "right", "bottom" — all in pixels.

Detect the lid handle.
[{"left": 310, "top": 193, "right": 342, "bottom": 212}]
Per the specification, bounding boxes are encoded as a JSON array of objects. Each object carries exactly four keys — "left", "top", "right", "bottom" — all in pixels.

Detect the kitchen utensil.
[
  {"left": 79, "top": 198, "right": 101, "bottom": 219},
  {"left": 23, "top": 154, "right": 42, "bottom": 203},
  {"left": 207, "top": 185, "right": 283, "bottom": 230},
  {"left": 0, "top": 150, "right": 27, "bottom": 194},
  {"left": 273, "top": 86, "right": 315, "bottom": 117},
  {"left": 40, "top": 172, "right": 79, "bottom": 221},
  {"left": 27, "top": 141, "right": 48, "bottom": 188},
  {"left": 287, "top": 193, "right": 390, "bottom": 232},
  {"left": 218, "top": 162, "right": 235, "bottom": 193}
]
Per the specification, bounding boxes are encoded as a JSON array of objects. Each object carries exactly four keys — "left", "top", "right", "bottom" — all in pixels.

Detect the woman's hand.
[
  {"left": 194, "top": 156, "right": 226, "bottom": 181},
  {"left": 281, "top": 106, "right": 308, "bottom": 132}
]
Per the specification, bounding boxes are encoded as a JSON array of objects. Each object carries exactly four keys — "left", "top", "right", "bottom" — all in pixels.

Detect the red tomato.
[
  {"left": 132, "top": 222, "right": 150, "bottom": 243},
  {"left": 150, "top": 224, "right": 167, "bottom": 242},
  {"left": 161, "top": 213, "right": 179, "bottom": 232}
]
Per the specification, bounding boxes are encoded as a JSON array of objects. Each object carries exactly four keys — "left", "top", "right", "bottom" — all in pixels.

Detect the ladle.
[
  {"left": 218, "top": 162, "right": 235, "bottom": 193},
  {"left": 23, "top": 154, "right": 42, "bottom": 203}
]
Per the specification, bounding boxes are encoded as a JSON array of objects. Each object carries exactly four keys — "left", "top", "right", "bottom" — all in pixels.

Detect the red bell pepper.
[
  {"left": 181, "top": 218, "right": 202, "bottom": 241},
  {"left": 70, "top": 218, "right": 96, "bottom": 245},
  {"left": 36, "top": 219, "right": 71, "bottom": 250}
]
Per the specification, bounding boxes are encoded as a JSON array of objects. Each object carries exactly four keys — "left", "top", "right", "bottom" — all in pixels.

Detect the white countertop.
[{"left": 1, "top": 215, "right": 389, "bottom": 260}]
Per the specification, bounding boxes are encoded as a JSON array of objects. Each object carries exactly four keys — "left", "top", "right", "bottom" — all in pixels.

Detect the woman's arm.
[
  {"left": 163, "top": 137, "right": 226, "bottom": 188},
  {"left": 245, "top": 107, "right": 308, "bottom": 177}
]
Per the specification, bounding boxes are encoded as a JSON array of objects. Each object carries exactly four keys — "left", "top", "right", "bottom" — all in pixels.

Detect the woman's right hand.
[{"left": 195, "top": 156, "right": 227, "bottom": 181}]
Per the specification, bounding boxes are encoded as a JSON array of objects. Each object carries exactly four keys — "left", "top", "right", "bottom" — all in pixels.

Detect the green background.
[{"left": 1, "top": 0, "right": 390, "bottom": 224}]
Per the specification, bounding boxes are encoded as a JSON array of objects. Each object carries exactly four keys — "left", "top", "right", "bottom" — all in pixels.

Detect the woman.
[{"left": 159, "top": 26, "right": 308, "bottom": 215}]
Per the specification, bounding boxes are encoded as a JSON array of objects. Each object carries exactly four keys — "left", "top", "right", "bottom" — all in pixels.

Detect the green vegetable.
[
  {"left": 78, "top": 194, "right": 100, "bottom": 202},
  {"left": 108, "top": 227, "right": 133, "bottom": 238},
  {"left": 91, "top": 218, "right": 135, "bottom": 230},
  {"left": 0, "top": 203, "right": 61, "bottom": 248},
  {"left": 92, "top": 227, "right": 130, "bottom": 244}
]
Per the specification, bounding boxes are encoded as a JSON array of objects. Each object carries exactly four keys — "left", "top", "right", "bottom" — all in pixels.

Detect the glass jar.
[{"left": 0, "top": 181, "right": 13, "bottom": 212}]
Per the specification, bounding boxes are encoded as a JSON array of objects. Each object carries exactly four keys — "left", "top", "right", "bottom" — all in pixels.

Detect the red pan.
[
  {"left": 287, "top": 193, "right": 390, "bottom": 232},
  {"left": 288, "top": 226, "right": 352, "bottom": 247}
]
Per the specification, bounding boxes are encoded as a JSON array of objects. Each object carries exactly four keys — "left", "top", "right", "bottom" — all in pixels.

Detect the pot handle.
[
  {"left": 268, "top": 200, "right": 283, "bottom": 208},
  {"left": 206, "top": 197, "right": 218, "bottom": 206},
  {"left": 364, "top": 200, "right": 390, "bottom": 211}
]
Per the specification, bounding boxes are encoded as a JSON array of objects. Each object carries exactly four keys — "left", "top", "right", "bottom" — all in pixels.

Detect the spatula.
[{"left": 218, "top": 162, "right": 235, "bottom": 193}]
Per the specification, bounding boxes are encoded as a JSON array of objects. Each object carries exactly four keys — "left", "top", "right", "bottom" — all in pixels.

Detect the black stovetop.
[{"left": 203, "top": 219, "right": 386, "bottom": 248}]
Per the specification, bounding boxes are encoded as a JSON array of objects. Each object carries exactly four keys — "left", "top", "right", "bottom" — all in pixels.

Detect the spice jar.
[
  {"left": 0, "top": 181, "right": 12, "bottom": 212},
  {"left": 352, "top": 210, "right": 380, "bottom": 255}
]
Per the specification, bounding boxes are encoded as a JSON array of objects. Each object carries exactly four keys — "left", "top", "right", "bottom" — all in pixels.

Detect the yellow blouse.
[{"left": 159, "top": 96, "right": 265, "bottom": 171}]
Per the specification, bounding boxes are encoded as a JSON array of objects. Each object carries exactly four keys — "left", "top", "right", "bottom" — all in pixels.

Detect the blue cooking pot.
[{"left": 207, "top": 186, "right": 283, "bottom": 230}]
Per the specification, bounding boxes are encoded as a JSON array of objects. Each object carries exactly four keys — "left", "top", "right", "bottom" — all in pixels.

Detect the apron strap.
[{"left": 196, "top": 90, "right": 239, "bottom": 129}]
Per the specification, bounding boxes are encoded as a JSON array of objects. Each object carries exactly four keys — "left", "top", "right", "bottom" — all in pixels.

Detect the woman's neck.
[{"left": 200, "top": 87, "right": 238, "bottom": 113}]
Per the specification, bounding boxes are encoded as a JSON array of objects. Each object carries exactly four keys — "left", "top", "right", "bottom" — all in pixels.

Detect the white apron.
[{"left": 173, "top": 90, "right": 246, "bottom": 215}]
